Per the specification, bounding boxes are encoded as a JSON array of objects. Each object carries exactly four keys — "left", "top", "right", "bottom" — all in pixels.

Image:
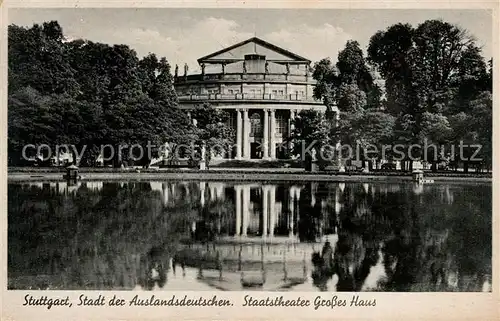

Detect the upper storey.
[
  {"left": 174, "top": 37, "right": 315, "bottom": 82},
  {"left": 174, "top": 37, "right": 319, "bottom": 104}
]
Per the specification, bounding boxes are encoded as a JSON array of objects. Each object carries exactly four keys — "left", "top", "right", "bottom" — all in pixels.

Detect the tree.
[
  {"left": 312, "top": 58, "right": 339, "bottom": 118},
  {"left": 367, "top": 20, "right": 491, "bottom": 170},
  {"left": 289, "top": 109, "right": 331, "bottom": 167},
  {"left": 189, "top": 103, "right": 234, "bottom": 168},
  {"left": 418, "top": 112, "right": 452, "bottom": 171},
  {"left": 312, "top": 40, "right": 393, "bottom": 169},
  {"left": 8, "top": 21, "right": 193, "bottom": 167},
  {"left": 448, "top": 92, "right": 492, "bottom": 172},
  {"left": 337, "top": 41, "right": 375, "bottom": 94},
  {"left": 8, "top": 22, "right": 79, "bottom": 96},
  {"left": 8, "top": 87, "right": 55, "bottom": 164}
]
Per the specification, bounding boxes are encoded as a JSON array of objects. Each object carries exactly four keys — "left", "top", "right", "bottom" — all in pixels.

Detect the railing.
[
  {"left": 175, "top": 73, "right": 314, "bottom": 83},
  {"left": 177, "top": 93, "right": 321, "bottom": 103}
]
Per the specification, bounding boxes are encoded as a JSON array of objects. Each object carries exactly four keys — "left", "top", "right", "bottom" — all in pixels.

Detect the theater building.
[{"left": 173, "top": 37, "right": 337, "bottom": 160}]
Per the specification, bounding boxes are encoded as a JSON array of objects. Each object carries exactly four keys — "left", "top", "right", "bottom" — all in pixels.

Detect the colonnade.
[
  {"left": 233, "top": 184, "right": 302, "bottom": 238},
  {"left": 234, "top": 108, "right": 299, "bottom": 160},
  {"left": 234, "top": 185, "right": 276, "bottom": 236}
]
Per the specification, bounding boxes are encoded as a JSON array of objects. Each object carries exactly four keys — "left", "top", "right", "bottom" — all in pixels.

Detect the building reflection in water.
[{"left": 9, "top": 180, "right": 491, "bottom": 292}]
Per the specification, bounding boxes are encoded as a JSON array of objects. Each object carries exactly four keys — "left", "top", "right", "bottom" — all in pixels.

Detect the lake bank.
[{"left": 7, "top": 170, "right": 492, "bottom": 183}]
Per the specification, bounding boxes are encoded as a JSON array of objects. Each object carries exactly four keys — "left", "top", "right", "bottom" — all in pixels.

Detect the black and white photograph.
[{"left": 5, "top": 6, "right": 494, "bottom": 299}]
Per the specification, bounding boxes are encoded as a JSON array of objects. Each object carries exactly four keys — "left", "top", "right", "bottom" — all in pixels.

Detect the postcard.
[{"left": 1, "top": 1, "right": 498, "bottom": 320}]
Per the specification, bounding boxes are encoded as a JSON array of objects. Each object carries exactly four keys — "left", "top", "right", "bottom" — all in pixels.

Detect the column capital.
[{"left": 241, "top": 108, "right": 249, "bottom": 113}]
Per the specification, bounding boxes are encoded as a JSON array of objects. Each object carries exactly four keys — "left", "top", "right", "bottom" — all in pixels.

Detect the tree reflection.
[
  {"left": 8, "top": 181, "right": 491, "bottom": 292},
  {"left": 309, "top": 183, "right": 491, "bottom": 292},
  {"left": 8, "top": 182, "right": 200, "bottom": 290}
]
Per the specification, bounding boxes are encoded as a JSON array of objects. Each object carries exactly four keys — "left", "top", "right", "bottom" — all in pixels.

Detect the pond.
[{"left": 7, "top": 180, "right": 492, "bottom": 292}]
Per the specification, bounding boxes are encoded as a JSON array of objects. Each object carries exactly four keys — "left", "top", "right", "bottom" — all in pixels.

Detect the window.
[
  {"left": 228, "top": 113, "right": 236, "bottom": 130},
  {"left": 276, "top": 113, "right": 287, "bottom": 135},
  {"left": 249, "top": 89, "right": 262, "bottom": 97},
  {"left": 250, "top": 112, "right": 262, "bottom": 136}
]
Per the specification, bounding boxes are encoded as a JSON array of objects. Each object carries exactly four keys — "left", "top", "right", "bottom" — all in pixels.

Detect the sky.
[{"left": 9, "top": 9, "right": 493, "bottom": 73}]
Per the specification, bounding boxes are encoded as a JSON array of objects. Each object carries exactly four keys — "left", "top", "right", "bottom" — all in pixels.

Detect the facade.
[{"left": 174, "top": 37, "right": 338, "bottom": 160}]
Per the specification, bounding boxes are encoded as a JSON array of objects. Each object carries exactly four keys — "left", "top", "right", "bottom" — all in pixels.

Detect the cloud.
[
  {"left": 165, "top": 17, "right": 254, "bottom": 72},
  {"left": 66, "top": 17, "right": 352, "bottom": 72},
  {"left": 264, "top": 23, "right": 353, "bottom": 64},
  {"left": 73, "top": 17, "right": 253, "bottom": 73}
]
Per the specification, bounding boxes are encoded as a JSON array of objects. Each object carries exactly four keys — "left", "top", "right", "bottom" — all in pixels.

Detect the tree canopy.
[
  {"left": 310, "top": 19, "right": 492, "bottom": 172},
  {"left": 8, "top": 19, "right": 492, "bottom": 172},
  {"left": 8, "top": 21, "right": 194, "bottom": 167}
]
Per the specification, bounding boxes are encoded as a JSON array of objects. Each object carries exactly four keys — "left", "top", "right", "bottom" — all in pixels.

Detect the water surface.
[{"left": 8, "top": 180, "right": 492, "bottom": 292}]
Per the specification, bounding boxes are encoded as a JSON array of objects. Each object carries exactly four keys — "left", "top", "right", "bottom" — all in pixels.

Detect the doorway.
[{"left": 250, "top": 142, "right": 263, "bottom": 159}]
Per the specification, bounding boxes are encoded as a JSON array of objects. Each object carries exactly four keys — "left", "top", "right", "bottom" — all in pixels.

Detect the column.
[
  {"left": 242, "top": 109, "right": 250, "bottom": 160},
  {"left": 236, "top": 110, "right": 242, "bottom": 159},
  {"left": 200, "top": 181, "right": 206, "bottom": 207},
  {"left": 262, "top": 185, "right": 269, "bottom": 238},
  {"left": 269, "top": 109, "right": 276, "bottom": 159},
  {"left": 215, "top": 183, "right": 224, "bottom": 200},
  {"left": 269, "top": 186, "right": 276, "bottom": 237},
  {"left": 289, "top": 109, "right": 296, "bottom": 132},
  {"left": 242, "top": 186, "right": 250, "bottom": 236},
  {"left": 335, "top": 110, "right": 345, "bottom": 172},
  {"left": 334, "top": 188, "right": 341, "bottom": 215},
  {"left": 162, "top": 183, "right": 169, "bottom": 206},
  {"left": 289, "top": 186, "right": 295, "bottom": 238},
  {"left": 235, "top": 186, "right": 241, "bottom": 236},
  {"left": 295, "top": 187, "right": 301, "bottom": 225},
  {"left": 209, "top": 184, "right": 216, "bottom": 201},
  {"left": 289, "top": 109, "right": 296, "bottom": 156},
  {"left": 263, "top": 109, "right": 269, "bottom": 159},
  {"left": 171, "top": 183, "right": 176, "bottom": 199},
  {"left": 310, "top": 182, "right": 317, "bottom": 207}
]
